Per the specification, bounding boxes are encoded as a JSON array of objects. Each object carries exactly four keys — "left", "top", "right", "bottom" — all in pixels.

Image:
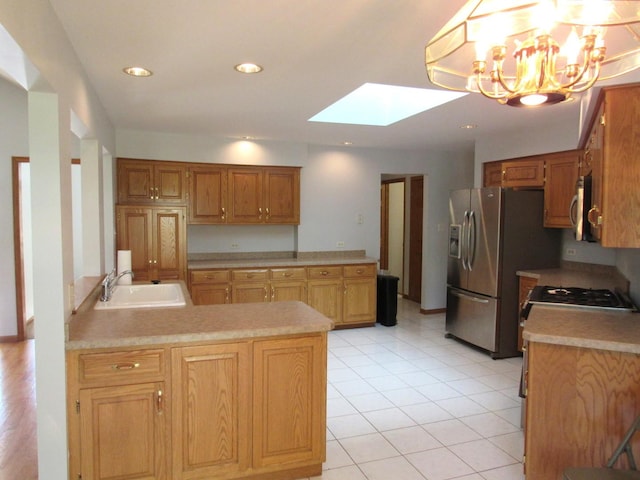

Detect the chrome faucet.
[{"left": 100, "top": 269, "right": 135, "bottom": 302}]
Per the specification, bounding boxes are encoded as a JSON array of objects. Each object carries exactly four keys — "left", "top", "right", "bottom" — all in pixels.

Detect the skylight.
[{"left": 309, "top": 83, "right": 467, "bottom": 126}]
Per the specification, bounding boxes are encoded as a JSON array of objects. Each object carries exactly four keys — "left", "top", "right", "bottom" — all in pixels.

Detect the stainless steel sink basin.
[{"left": 94, "top": 283, "right": 186, "bottom": 310}]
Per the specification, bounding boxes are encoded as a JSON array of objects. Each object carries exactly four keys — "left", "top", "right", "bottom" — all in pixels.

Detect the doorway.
[{"left": 380, "top": 175, "right": 423, "bottom": 303}]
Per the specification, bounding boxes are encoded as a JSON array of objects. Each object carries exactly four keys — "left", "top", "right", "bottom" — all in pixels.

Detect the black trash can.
[{"left": 376, "top": 274, "right": 399, "bottom": 326}]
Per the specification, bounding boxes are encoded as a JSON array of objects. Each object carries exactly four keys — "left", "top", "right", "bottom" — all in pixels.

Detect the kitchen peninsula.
[{"left": 65, "top": 282, "right": 333, "bottom": 480}]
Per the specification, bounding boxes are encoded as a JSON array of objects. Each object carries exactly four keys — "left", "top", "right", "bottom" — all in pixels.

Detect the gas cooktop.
[{"left": 527, "top": 285, "right": 637, "bottom": 312}]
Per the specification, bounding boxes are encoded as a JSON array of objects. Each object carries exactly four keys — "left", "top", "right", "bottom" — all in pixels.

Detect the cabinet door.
[
  {"left": 227, "top": 167, "right": 263, "bottom": 223},
  {"left": 154, "top": 163, "right": 187, "bottom": 204},
  {"left": 271, "top": 281, "right": 307, "bottom": 303},
  {"left": 307, "top": 280, "right": 343, "bottom": 324},
  {"left": 172, "top": 343, "right": 250, "bottom": 480},
  {"left": 264, "top": 167, "right": 300, "bottom": 224},
  {"left": 543, "top": 151, "right": 579, "bottom": 228},
  {"left": 118, "top": 160, "right": 155, "bottom": 204},
  {"left": 79, "top": 382, "right": 167, "bottom": 480},
  {"left": 153, "top": 208, "right": 186, "bottom": 280},
  {"left": 517, "top": 276, "right": 537, "bottom": 351},
  {"left": 252, "top": 335, "right": 326, "bottom": 469},
  {"left": 502, "top": 158, "right": 545, "bottom": 188},
  {"left": 343, "top": 277, "right": 376, "bottom": 325},
  {"left": 587, "top": 101, "right": 604, "bottom": 242},
  {"left": 188, "top": 166, "right": 227, "bottom": 224},
  {"left": 117, "top": 207, "right": 154, "bottom": 281},
  {"left": 483, "top": 161, "right": 503, "bottom": 187},
  {"left": 190, "top": 283, "right": 231, "bottom": 305},
  {"left": 232, "top": 282, "right": 269, "bottom": 303}
]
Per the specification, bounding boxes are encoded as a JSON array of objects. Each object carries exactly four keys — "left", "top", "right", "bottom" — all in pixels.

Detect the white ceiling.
[{"left": 44, "top": 0, "right": 626, "bottom": 153}]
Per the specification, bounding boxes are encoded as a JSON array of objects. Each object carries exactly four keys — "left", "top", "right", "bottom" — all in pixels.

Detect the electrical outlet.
[
  {"left": 231, "top": 243, "right": 240, "bottom": 249},
  {"left": 566, "top": 248, "right": 576, "bottom": 256},
  {"left": 356, "top": 213, "right": 364, "bottom": 224},
  {"left": 336, "top": 241, "right": 345, "bottom": 248}
]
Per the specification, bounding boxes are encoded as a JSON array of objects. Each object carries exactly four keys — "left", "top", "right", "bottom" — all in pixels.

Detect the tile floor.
[{"left": 309, "top": 297, "right": 525, "bottom": 480}]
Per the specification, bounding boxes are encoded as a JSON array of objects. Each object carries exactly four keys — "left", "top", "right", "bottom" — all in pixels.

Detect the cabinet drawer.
[
  {"left": 231, "top": 269, "right": 269, "bottom": 281},
  {"left": 270, "top": 267, "right": 306, "bottom": 281},
  {"left": 343, "top": 264, "right": 376, "bottom": 278},
  {"left": 307, "top": 266, "right": 342, "bottom": 279},
  {"left": 78, "top": 349, "right": 165, "bottom": 384},
  {"left": 191, "top": 269, "right": 230, "bottom": 284}
]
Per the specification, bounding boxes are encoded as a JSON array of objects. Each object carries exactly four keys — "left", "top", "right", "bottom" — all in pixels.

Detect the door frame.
[{"left": 11, "top": 156, "right": 29, "bottom": 342}]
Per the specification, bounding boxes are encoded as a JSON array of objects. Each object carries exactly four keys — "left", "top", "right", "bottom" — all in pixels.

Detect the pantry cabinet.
[
  {"left": 581, "top": 85, "right": 640, "bottom": 247},
  {"left": 116, "top": 206, "right": 187, "bottom": 281},
  {"left": 118, "top": 158, "right": 187, "bottom": 205},
  {"left": 543, "top": 150, "right": 580, "bottom": 228}
]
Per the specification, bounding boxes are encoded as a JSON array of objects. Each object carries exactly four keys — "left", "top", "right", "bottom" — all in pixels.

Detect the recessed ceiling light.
[
  {"left": 460, "top": 124, "right": 477, "bottom": 129},
  {"left": 309, "top": 83, "right": 467, "bottom": 127},
  {"left": 342, "top": 141, "right": 353, "bottom": 146},
  {"left": 122, "top": 66, "right": 153, "bottom": 77},
  {"left": 234, "top": 63, "right": 263, "bottom": 74}
]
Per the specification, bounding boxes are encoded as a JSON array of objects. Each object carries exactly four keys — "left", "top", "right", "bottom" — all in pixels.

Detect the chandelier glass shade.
[{"left": 425, "top": 1, "right": 640, "bottom": 106}]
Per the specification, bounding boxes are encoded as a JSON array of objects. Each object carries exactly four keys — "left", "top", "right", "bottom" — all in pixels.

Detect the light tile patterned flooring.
[{"left": 309, "top": 297, "right": 525, "bottom": 480}]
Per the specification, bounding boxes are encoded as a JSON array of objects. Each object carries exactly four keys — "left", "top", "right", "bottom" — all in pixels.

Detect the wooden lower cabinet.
[
  {"left": 252, "top": 335, "right": 326, "bottom": 472},
  {"left": 524, "top": 341, "right": 640, "bottom": 479},
  {"left": 68, "top": 334, "right": 327, "bottom": 480},
  {"left": 171, "top": 343, "right": 251, "bottom": 479},
  {"left": 343, "top": 265, "right": 377, "bottom": 326}
]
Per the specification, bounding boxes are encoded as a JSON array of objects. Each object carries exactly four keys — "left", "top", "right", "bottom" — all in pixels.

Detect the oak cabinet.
[
  {"left": 483, "top": 161, "right": 503, "bottom": 187},
  {"left": 189, "top": 270, "right": 231, "bottom": 305},
  {"left": 231, "top": 269, "right": 270, "bottom": 303},
  {"left": 582, "top": 86, "right": 640, "bottom": 247},
  {"left": 227, "top": 166, "right": 300, "bottom": 224},
  {"left": 252, "top": 335, "right": 326, "bottom": 470},
  {"left": 342, "top": 264, "right": 377, "bottom": 326},
  {"left": 543, "top": 150, "right": 580, "bottom": 228},
  {"left": 116, "top": 206, "right": 187, "bottom": 281},
  {"left": 118, "top": 158, "right": 187, "bottom": 205},
  {"left": 270, "top": 267, "right": 307, "bottom": 303},
  {"left": 67, "top": 348, "right": 170, "bottom": 480},
  {"left": 501, "top": 158, "right": 545, "bottom": 188},
  {"left": 171, "top": 342, "right": 251, "bottom": 480},
  {"left": 524, "top": 341, "right": 640, "bottom": 480},
  {"left": 187, "top": 165, "right": 227, "bottom": 224},
  {"left": 307, "top": 266, "right": 344, "bottom": 324}
]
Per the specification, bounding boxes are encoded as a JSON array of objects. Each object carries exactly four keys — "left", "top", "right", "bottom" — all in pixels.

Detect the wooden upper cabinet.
[
  {"left": 118, "top": 158, "right": 187, "bottom": 205},
  {"left": 483, "top": 161, "right": 503, "bottom": 187},
  {"left": 583, "top": 86, "right": 640, "bottom": 247},
  {"left": 187, "top": 165, "right": 228, "bottom": 224},
  {"left": 264, "top": 167, "right": 300, "bottom": 224},
  {"left": 501, "top": 158, "right": 545, "bottom": 188},
  {"left": 227, "top": 166, "right": 300, "bottom": 224},
  {"left": 543, "top": 150, "right": 580, "bottom": 228}
]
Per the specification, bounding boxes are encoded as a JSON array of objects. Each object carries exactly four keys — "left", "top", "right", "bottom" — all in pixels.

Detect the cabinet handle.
[
  {"left": 156, "top": 389, "right": 163, "bottom": 414},
  {"left": 271, "top": 286, "right": 275, "bottom": 300},
  {"left": 221, "top": 207, "right": 226, "bottom": 220},
  {"left": 149, "top": 187, "right": 154, "bottom": 199},
  {"left": 356, "top": 269, "right": 364, "bottom": 274},
  {"left": 264, "top": 287, "right": 268, "bottom": 300},
  {"left": 225, "top": 287, "right": 229, "bottom": 302},
  {"left": 282, "top": 272, "right": 292, "bottom": 277},
  {"left": 321, "top": 270, "right": 328, "bottom": 276},
  {"left": 112, "top": 362, "right": 140, "bottom": 371},
  {"left": 266, "top": 207, "right": 270, "bottom": 219},
  {"left": 155, "top": 187, "right": 159, "bottom": 200},
  {"left": 258, "top": 207, "right": 263, "bottom": 219},
  {"left": 587, "top": 206, "right": 601, "bottom": 227}
]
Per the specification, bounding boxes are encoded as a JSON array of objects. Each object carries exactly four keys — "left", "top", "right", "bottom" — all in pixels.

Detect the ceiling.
[{"left": 44, "top": 0, "right": 622, "bottom": 153}]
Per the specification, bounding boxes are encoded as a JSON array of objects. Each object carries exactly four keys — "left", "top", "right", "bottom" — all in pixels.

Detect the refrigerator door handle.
[
  {"left": 468, "top": 210, "right": 477, "bottom": 271},
  {"left": 461, "top": 211, "right": 469, "bottom": 270},
  {"left": 450, "top": 289, "right": 490, "bottom": 304}
]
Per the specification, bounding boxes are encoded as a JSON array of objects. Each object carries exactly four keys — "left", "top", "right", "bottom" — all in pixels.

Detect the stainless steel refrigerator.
[{"left": 446, "top": 188, "right": 561, "bottom": 358}]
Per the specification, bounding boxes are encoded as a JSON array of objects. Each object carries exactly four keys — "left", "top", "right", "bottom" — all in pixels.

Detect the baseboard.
[
  {"left": 420, "top": 308, "right": 446, "bottom": 315},
  {"left": 0, "top": 335, "right": 19, "bottom": 343}
]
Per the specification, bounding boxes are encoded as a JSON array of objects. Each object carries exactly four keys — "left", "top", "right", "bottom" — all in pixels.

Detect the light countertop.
[
  {"left": 516, "top": 262, "right": 629, "bottom": 292},
  {"left": 188, "top": 256, "right": 378, "bottom": 270},
  {"left": 523, "top": 304, "right": 640, "bottom": 354},
  {"left": 67, "top": 282, "right": 334, "bottom": 350}
]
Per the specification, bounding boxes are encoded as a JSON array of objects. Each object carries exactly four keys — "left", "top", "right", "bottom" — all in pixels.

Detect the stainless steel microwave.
[{"left": 570, "top": 175, "right": 595, "bottom": 242}]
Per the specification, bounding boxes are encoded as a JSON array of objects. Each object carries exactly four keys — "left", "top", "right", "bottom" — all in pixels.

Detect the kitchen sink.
[{"left": 94, "top": 283, "right": 186, "bottom": 310}]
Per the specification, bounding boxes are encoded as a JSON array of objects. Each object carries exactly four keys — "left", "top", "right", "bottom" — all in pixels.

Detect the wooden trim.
[
  {"left": 0, "top": 335, "right": 19, "bottom": 343},
  {"left": 12, "top": 156, "right": 29, "bottom": 342},
  {"left": 379, "top": 183, "right": 389, "bottom": 270},
  {"left": 71, "top": 158, "right": 81, "bottom": 165},
  {"left": 420, "top": 308, "right": 446, "bottom": 316}
]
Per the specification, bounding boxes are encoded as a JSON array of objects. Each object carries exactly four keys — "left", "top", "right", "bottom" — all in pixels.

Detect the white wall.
[{"left": 0, "top": 79, "right": 29, "bottom": 338}]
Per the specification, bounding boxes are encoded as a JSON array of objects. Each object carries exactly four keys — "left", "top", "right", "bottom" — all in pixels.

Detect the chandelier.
[{"left": 425, "top": 1, "right": 640, "bottom": 107}]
